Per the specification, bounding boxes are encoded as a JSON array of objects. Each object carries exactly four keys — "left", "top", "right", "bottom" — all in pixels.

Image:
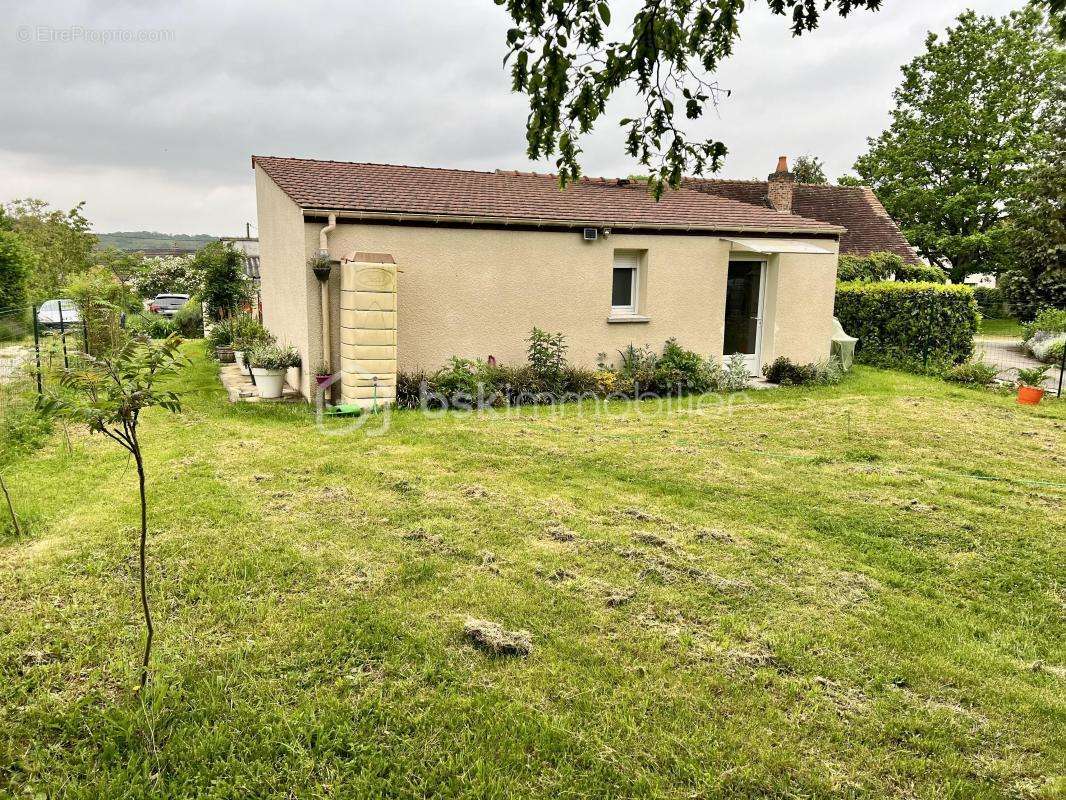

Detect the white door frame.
[{"left": 726, "top": 258, "right": 767, "bottom": 375}]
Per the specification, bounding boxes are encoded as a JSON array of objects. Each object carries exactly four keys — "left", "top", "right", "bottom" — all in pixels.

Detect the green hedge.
[
  {"left": 972, "top": 286, "right": 1003, "bottom": 317},
  {"left": 835, "top": 282, "right": 979, "bottom": 371}
]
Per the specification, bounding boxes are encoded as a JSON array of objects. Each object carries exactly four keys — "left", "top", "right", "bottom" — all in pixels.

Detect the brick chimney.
[{"left": 767, "top": 155, "right": 794, "bottom": 214}]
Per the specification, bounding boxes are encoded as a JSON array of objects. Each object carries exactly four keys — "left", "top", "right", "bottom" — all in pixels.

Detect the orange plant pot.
[{"left": 1017, "top": 385, "right": 1045, "bottom": 405}]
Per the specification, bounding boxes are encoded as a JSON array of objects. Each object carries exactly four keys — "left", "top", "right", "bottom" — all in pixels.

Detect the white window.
[{"left": 611, "top": 251, "right": 639, "bottom": 315}]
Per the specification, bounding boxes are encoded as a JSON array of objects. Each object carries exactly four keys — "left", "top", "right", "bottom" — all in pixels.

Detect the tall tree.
[
  {"left": 0, "top": 230, "right": 35, "bottom": 312},
  {"left": 792, "top": 154, "right": 828, "bottom": 184},
  {"left": 852, "top": 9, "right": 1062, "bottom": 281},
  {"left": 499, "top": 0, "right": 884, "bottom": 198},
  {"left": 4, "top": 199, "right": 97, "bottom": 301}
]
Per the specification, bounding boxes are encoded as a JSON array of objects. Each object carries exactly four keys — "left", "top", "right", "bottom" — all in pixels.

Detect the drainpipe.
[{"left": 315, "top": 214, "right": 337, "bottom": 374}]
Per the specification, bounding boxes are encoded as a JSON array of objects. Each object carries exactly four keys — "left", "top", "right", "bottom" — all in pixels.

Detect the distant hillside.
[{"left": 95, "top": 231, "right": 218, "bottom": 253}]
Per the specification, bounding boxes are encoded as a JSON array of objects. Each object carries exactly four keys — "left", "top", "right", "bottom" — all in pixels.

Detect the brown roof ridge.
[
  {"left": 252, "top": 155, "right": 845, "bottom": 234},
  {"left": 687, "top": 176, "right": 879, "bottom": 191},
  {"left": 252, "top": 154, "right": 499, "bottom": 177}
]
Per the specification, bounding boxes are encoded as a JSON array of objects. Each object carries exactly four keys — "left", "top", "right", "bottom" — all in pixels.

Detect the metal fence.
[
  {"left": 974, "top": 328, "right": 1065, "bottom": 398},
  {"left": 0, "top": 304, "right": 89, "bottom": 397}
]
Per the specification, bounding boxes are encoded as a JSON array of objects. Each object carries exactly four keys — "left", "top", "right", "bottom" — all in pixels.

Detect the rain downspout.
[{"left": 316, "top": 214, "right": 337, "bottom": 374}]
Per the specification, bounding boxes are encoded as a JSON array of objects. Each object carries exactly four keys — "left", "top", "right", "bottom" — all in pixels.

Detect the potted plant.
[
  {"left": 231, "top": 317, "right": 273, "bottom": 371},
  {"left": 1016, "top": 365, "right": 1050, "bottom": 405},
  {"left": 248, "top": 344, "right": 301, "bottom": 399},
  {"left": 314, "top": 363, "right": 333, "bottom": 389},
  {"left": 209, "top": 320, "right": 235, "bottom": 363}
]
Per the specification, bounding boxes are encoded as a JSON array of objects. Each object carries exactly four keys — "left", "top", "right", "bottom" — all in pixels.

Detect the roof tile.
[{"left": 252, "top": 156, "right": 843, "bottom": 235}]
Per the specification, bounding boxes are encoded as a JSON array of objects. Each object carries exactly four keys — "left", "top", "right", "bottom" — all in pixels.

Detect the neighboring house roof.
[
  {"left": 685, "top": 178, "right": 919, "bottom": 264},
  {"left": 244, "top": 255, "right": 260, "bottom": 281},
  {"left": 251, "top": 156, "right": 844, "bottom": 236}
]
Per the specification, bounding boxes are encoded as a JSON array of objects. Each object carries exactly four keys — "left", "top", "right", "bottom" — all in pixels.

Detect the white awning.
[{"left": 724, "top": 238, "right": 834, "bottom": 255}]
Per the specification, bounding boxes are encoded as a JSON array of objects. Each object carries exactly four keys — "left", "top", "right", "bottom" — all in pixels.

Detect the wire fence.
[
  {"left": 0, "top": 305, "right": 92, "bottom": 396},
  {"left": 974, "top": 328, "right": 1065, "bottom": 397}
]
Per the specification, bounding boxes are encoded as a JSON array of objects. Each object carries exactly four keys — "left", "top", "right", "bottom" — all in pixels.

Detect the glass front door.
[{"left": 723, "top": 260, "right": 765, "bottom": 374}]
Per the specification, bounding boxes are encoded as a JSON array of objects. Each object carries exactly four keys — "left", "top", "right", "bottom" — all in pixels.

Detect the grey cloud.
[{"left": 0, "top": 0, "right": 1022, "bottom": 232}]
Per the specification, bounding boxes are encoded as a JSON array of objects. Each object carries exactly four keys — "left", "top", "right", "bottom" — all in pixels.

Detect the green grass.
[
  {"left": 1, "top": 342, "right": 1064, "bottom": 799},
  {"left": 979, "top": 317, "right": 1024, "bottom": 338}
]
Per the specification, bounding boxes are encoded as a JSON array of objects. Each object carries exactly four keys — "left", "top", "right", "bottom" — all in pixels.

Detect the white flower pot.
[
  {"left": 251, "top": 367, "right": 286, "bottom": 399},
  {"left": 234, "top": 350, "right": 245, "bottom": 369}
]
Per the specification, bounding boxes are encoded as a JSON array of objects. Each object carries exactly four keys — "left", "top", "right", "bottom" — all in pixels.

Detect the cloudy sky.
[{"left": 0, "top": 0, "right": 1022, "bottom": 236}]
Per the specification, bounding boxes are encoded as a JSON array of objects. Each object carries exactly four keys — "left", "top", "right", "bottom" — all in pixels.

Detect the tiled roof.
[
  {"left": 685, "top": 178, "right": 920, "bottom": 263},
  {"left": 252, "top": 156, "right": 843, "bottom": 235}
]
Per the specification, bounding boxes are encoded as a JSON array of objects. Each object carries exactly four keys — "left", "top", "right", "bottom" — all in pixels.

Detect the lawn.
[
  {"left": 979, "top": 317, "right": 1024, "bottom": 338},
  {"left": 1, "top": 342, "right": 1064, "bottom": 799}
]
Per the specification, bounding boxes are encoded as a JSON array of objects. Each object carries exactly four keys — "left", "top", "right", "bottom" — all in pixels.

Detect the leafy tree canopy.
[
  {"left": 3, "top": 198, "right": 96, "bottom": 302},
  {"left": 852, "top": 8, "right": 1063, "bottom": 282},
  {"left": 792, "top": 154, "right": 828, "bottom": 184},
  {"left": 0, "top": 230, "right": 36, "bottom": 312},
  {"left": 499, "top": 0, "right": 884, "bottom": 198},
  {"left": 195, "top": 242, "right": 250, "bottom": 320}
]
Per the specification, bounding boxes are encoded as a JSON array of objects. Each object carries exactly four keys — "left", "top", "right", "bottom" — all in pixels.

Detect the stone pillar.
[{"left": 339, "top": 253, "right": 397, "bottom": 409}]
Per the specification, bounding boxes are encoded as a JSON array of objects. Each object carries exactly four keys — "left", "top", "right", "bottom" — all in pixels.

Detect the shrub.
[
  {"left": 247, "top": 343, "right": 300, "bottom": 370},
  {"left": 128, "top": 253, "right": 202, "bottom": 299},
  {"left": 396, "top": 369, "right": 431, "bottom": 409},
  {"left": 836, "top": 252, "right": 903, "bottom": 282},
  {"left": 125, "top": 313, "right": 176, "bottom": 339},
  {"left": 1042, "top": 338, "right": 1065, "bottom": 366},
  {"left": 527, "top": 328, "right": 568, "bottom": 389},
  {"left": 1000, "top": 270, "right": 1040, "bottom": 321},
  {"left": 433, "top": 357, "right": 483, "bottom": 401},
  {"left": 972, "top": 286, "right": 1003, "bottom": 318},
  {"left": 762, "top": 356, "right": 844, "bottom": 386},
  {"left": 834, "top": 281, "right": 980, "bottom": 371},
  {"left": 0, "top": 229, "right": 34, "bottom": 312},
  {"left": 65, "top": 266, "right": 141, "bottom": 355},
  {"left": 944, "top": 361, "right": 999, "bottom": 386},
  {"left": 196, "top": 242, "right": 251, "bottom": 321},
  {"left": 172, "top": 299, "right": 204, "bottom": 338},
  {"left": 1022, "top": 308, "right": 1066, "bottom": 341},
  {"left": 1035, "top": 269, "right": 1066, "bottom": 311},
  {"left": 616, "top": 343, "right": 658, "bottom": 388},
  {"left": 230, "top": 316, "right": 272, "bottom": 352},
  {"left": 894, "top": 262, "right": 946, "bottom": 283},
  {"left": 653, "top": 338, "right": 715, "bottom": 395},
  {"left": 714, "top": 354, "right": 751, "bottom": 392}
]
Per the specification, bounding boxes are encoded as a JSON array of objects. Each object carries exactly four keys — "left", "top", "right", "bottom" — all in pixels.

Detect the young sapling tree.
[{"left": 38, "top": 333, "right": 183, "bottom": 691}]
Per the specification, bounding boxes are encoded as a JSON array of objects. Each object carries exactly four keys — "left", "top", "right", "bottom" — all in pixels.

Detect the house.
[{"left": 252, "top": 155, "right": 912, "bottom": 406}]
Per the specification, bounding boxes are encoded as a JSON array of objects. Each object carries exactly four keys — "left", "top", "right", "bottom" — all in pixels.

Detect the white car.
[
  {"left": 148, "top": 293, "right": 191, "bottom": 317},
  {"left": 36, "top": 299, "right": 81, "bottom": 328}
]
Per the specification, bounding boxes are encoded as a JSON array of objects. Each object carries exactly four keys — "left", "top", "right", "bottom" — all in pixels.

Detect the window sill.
[{"left": 607, "top": 314, "right": 651, "bottom": 324}]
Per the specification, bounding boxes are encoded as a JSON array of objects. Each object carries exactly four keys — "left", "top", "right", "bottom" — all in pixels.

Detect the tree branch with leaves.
[
  {"left": 499, "top": 0, "right": 883, "bottom": 198},
  {"left": 38, "top": 334, "right": 184, "bottom": 692}
]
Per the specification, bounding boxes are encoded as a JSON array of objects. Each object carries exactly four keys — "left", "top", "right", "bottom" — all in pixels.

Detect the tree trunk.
[{"left": 132, "top": 438, "right": 153, "bottom": 693}]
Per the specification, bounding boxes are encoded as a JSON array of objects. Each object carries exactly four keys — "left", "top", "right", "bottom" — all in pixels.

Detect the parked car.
[
  {"left": 36, "top": 299, "right": 81, "bottom": 328},
  {"left": 148, "top": 293, "right": 191, "bottom": 317}
]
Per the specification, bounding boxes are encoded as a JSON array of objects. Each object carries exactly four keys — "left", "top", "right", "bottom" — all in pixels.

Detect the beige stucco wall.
[
  {"left": 760, "top": 249, "right": 838, "bottom": 365},
  {"left": 255, "top": 166, "right": 313, "bottom": 395},
  {"left": 257, "top": 170, "right": 839, "bottom": 397},
  {"left": 318, "top": 223, "right": 838, "bottom": 377}
]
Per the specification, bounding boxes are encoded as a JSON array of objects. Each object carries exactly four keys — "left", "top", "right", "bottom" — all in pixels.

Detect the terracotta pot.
[
  {"left": 1017, "top": 385, "right": 1045, "bottom": 405},
  {"left": 315, "top": 374, "right": 332, "bottom": 388}
]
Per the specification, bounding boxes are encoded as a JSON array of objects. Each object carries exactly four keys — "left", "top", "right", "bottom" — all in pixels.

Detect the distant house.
[
  {"left": 684, "top": 160, "right": 919, "bottom": 265},
  {"left": 219, "top": 236, "right": 261, "bottom": 284}
]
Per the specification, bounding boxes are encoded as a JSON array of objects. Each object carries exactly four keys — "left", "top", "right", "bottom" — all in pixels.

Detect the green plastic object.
[{"left": 322, "top": 404, "right": 363, "bottom": 417}]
